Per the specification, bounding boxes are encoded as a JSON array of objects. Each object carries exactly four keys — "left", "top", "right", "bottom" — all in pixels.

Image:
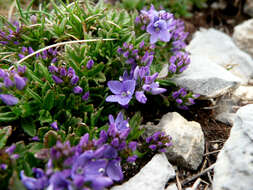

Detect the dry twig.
[
  {"left": 181, "top": 164, "right": 215, "bottom": 186},
  {"left": 176, "top": 172, "right": 182, "bottom": 190}
]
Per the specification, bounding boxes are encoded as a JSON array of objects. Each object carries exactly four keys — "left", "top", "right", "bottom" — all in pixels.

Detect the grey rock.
[
  {"left": 244, "top": 0, "right": 253, "bottom": 17},
  {"left": 173, "top": 54, "right": 241, "bottom": 99},
  {"left": 145, "top": 112, "right": 205, "bottom": 170},
  {"left": 213, "top": 104, "right": 253, "bottom": 190},
  {"left": 186, "top": 28, "right": 253, "bottom": 83},
  {"left": 111, "top": 153, "right": 175, "bottom": 190}
]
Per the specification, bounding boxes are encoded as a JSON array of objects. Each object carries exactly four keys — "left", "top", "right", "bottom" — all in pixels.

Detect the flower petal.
[
  {"left": 118, "top": 96, "right": 131, "bottom": 106},
  {"left": 0, "top": 94, "right": 19, "bottom": 105},
  {"left": 106, "top": 95, "right": 121, "bottom": 103},
  {"left": 107, "top": 81, "right": 123, "bottom": 95},
  {"left": 159, "top": 30, "right": 171, "bottom": 42},
  {"left": 106, "top": 160, "right": 123, "bottom": 181},
  {"left": 122, "top": 80, "right": 136, "bottom": 95}
]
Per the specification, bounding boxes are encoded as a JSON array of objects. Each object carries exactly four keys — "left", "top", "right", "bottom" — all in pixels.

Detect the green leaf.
[
  {"left": 127, "top": 112, "right": 143, "bottom": 141},
  {"left": 79, "top": 104, "right": 93, "bottom": 113},
  {"left": 0, "top": 126, "right": 12, "bottom": 149},
  {"left": 43, "top": 130, "right": 59, "bottom": 148},
  {"left": 38, "top": 127, "right": 50, "bottom": 139},
  {"left": 28, "top": 142, "right": 44, "bottom": 154},
  {"left": 86, "top": 63, "right": 104, "bottom": 77},
  {"left": 43, "top": 90, "right": 55, "bottom": 111},
  {"left": 39, "top": 110, "right": 52, "bottom": 125},
  {"left": 66, "top": 93, "right": 75, "bottom": 109},
  {"left": 21, "top": 120, "right": 36, "bottom": 137},
  {"left": 158, "top": 79, "right": 176, "bottom": 87},
  {"left": 0, "top": 112, "right": 17, "bottom": 122},
  {"left": 26, "top": 88, "right": 42, "bottom": 103},
  {"left": 90, "top": 107, "right": 103, "bottom": 127}
]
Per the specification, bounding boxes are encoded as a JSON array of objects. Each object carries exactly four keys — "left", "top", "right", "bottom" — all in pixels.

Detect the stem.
[{"left": 16, "top": 38, "right": 116, "bottom": 65}]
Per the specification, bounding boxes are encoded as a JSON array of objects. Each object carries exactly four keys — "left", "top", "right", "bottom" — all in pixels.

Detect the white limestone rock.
[
  {"left": 233, "top": 19, "right": 253, "bottom": 58},
  {"left": 144, "top": 112, "right": 205, "bottom": 170},
  {"left": 165, "top": 183, "right": 178, "bottom": 190},
  {"left": 173, "top": 54, "right": 241, "bottom": 99},
  {"left": 213, "top": 104, "right": 253, "bottom": 190},
  {"left": 111, "top": 153, "right": 175, "bottom": 190},
  {"left": 186, "top": 28, "right": 253, "bottom": 83}
]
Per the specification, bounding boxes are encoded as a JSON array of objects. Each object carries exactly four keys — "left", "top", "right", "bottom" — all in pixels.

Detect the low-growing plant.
[{"left": 0, "top": 0, "right": 199, "bottom": 189}]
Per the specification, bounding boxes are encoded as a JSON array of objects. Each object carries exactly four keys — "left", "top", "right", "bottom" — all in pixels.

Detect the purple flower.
[
  {"left": 14, "top": 74, "right": 26, "bottom": 90},
  {"left": 106, "top": 80, "right": 136, "bottom": 106},
  {"left": 59, "top": 67, "right": 67, "bottom": 77},
  {"left": 52, "top": 75, "right": 63, "bottom": 84},
  {"left": 86, "top": 59, "right": 94, "bottom": 69},
  {"left": 0, "top": 69, "right": 6, "bottom": 78},
  {"left": 18, "top": 54, "right": 25, "bottom": 59},
  {"left": 0, "top": 164, "right": 7, "bottom": 170},
  {"left": 20, "top": 170, "right": 48, "bottom": 190},
  {"left": 128, "top": 141, "right": 137, "bottom": 151},
  {"left": 0, "top": 94, "right": 19, "bottom": 105},
  {"left": 82, "top": 92, "right": 89, "bottom": 101},
  {"left": 142, "top": 82, "right": 166, "bottom": 95},
  {"left": 71, "top": 75, "right": 79, "bottom": 85},
  {"left": 17, "top": 65, "right": 26, "bottom": 73},
  {"left": 169, "top": 63, "right": 177, "bottom": 73},
  {"left": 127, "top": 155, "right": 138, "bottom": 163},
  {"left": 28, "top": 47, "right": 34, "bottom": 54},
  {"left": 48, "top": 65, "right": 58, "bottom": 73},
  {"left": 72, "top": 151, "right": 113, "bottom": 189},
  {"left": 139, "top": 40, "right": 145, "bottom": 48},
  {"left": 67, "top": 67, "right": 75, "bottom": 77},
  {"left": 135, "top": 91, "right": 147, "bottom": 104},
  {"left": 176, "top": 98, "right": 183, "bottom": 104},
  {"left": 73, "top": 86, "right": 83, "bottom": 94},
  {"left": 49, "top": 172, "right": 72, "bottom": 190},
  {"left": 147, "top": 18, "right": 171, "bottom": 44},
  {"left": 5, "top": 144, "right": 16, "bottom": 155},
  {"left": 50, "top": 121, "right": 58, "bottom": 131},
  {"left": 108, "top": 112, "right": 129, "bottom": 135},
  {"left": 149, "top": 144, "right": 157, "bottom": 151},
  {"left": 4, "top": 77, "right": 14, "bottom": 88},
  {"left": 32, "top": 136, "right": 40, "bottom": 141},
  {"left": 106, "top": 159, "right": 123, "bottom": 181}
]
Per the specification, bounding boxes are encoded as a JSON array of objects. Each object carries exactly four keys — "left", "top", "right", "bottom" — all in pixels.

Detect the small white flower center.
[{"left": 99, "top": 168, "right": 105, "bottom": 173}]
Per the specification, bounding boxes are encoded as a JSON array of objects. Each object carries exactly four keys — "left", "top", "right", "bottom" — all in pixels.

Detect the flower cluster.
[
  {"left": 136, "top": 5, "right": 176, "bottom": 44},
  {"left": 20, "top": 112, "right": 139, "bottom": 190},
  {"left": 168, "top": 51, "right": 190, "bottom": 76},
  {"left": 136, "top": 5, "right": 188, "bottom": 50},
  {"left": 145, "top": 131, "right": 172, "bottom": 152},
  {"left": 0, "top": 65, "right": 27, "bottom": 105},
  {"left": 172, "top": 88, "right": 200, "bottom": 110},
  {"left": 48, "top": 65, "right": 89, "bottom": 101},
  {"left": 106, "top": 42, "right": 166, "bottom": 106},
  {"left": 19, "top": 46, "right": 58, "bottom": 63},
  {"left": 171, "top": 20, "right": 188, "bottom": 53},
  {"left": 0, "top": 21, "right": 21, "bottom": 45}
]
